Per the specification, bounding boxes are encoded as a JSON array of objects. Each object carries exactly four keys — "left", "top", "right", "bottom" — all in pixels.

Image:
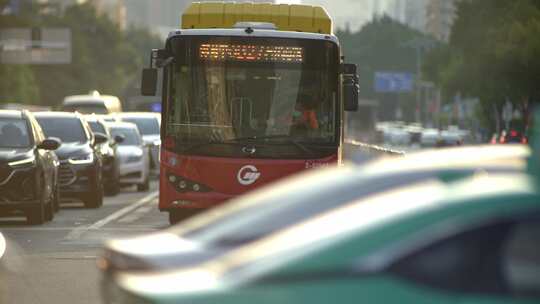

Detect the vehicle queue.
[{"left": 0, "top": 91, "right": 161, "bottom": 225}]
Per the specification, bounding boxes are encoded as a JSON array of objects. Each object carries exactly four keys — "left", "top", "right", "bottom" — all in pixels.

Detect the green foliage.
[
  {"left": 0, "top": 2, "right": 162, "bottom": 107},
  {"left": 0, "top": 64, "right": 39, "bottom": 103},
  {"left": 337, "top": 16, "right": 436, "bottom": 121},
  {"left": 424, "top": 0, "right": 540, "bottom": 130}
]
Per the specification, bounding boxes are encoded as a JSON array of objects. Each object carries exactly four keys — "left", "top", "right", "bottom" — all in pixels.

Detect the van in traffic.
[{"left": 62, "top": 91, "right": 122, "bottom": 114}]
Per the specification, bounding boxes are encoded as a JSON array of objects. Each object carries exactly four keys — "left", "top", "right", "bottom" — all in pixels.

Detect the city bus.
[{"left": 141, "top": 2, "right": 359, "bottom": 224}]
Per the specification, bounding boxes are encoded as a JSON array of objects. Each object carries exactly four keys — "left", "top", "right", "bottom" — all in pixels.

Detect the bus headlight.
[{"left": 167, "top": 173, "right": 212, "bottom": 193}]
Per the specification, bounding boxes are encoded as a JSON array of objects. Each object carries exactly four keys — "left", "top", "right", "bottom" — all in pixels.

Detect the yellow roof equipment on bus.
[{"left": 181, "top": 2, "right": 333, "bottom": 34}]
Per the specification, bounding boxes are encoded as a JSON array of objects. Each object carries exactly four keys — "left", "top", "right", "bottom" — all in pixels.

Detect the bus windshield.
[{"left": 166, "top": 36, "right": 339, "bottom": 157}]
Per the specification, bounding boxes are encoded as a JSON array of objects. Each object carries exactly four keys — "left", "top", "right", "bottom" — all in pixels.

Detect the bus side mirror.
[
  {"left": 342, "top": 63, "right": 359, "bottom": 112},
  {"left": 141, "top": 68, "right": 158, "bottom": 96},
  {"left": 344, "top": 81, "right": 359, "bottom": 112}
]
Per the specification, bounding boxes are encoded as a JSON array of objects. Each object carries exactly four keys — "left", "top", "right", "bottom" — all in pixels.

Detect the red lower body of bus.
[{"left": 159, "top": 149, "right": 338, "bottom": 212}]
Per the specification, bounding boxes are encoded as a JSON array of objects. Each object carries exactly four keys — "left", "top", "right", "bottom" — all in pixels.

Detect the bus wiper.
[
  {"left": 228, "top": 135, "right": 314, "bottom": 155},
  {"left": 229, "top": 134, "right": 292, "bottom": 141},
  {"left": 181, "top": 141, "right": 241, "bottom": 153}
]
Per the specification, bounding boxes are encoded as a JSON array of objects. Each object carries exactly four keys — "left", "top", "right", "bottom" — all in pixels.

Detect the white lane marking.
[
  {"left": 117, "top": 205, "right": 154, "bottom": 223},
  {"left": 64, "top": 191, "right": 158, "bottom": 240}
]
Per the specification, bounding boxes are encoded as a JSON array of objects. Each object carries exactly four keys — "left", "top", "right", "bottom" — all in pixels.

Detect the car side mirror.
[
  {"left": 141, "top": 68, "right": 158, "bottom": 96},
  {"left": 94, "top": 132, "right": 109, "bottom": 145},
  {"left": 38, "top": 137, "right": 61, "bottom": 151},
  {"left": 114, "top": 135, "right": 125, "bottom": 144},
  {"left": 344, "top": 78, "right": 359, "bottom": 112}
]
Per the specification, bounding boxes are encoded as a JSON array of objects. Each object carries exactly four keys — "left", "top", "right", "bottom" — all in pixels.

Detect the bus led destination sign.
[{"left": 199, "top": 44, "right": 304, "bottom": 63}]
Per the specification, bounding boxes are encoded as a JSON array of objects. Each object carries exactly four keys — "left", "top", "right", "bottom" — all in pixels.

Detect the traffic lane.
[
  {"left": 0, "top": 182, "right": 159, "bottom": 253},
  {"left": 0, "top": 181, "right": 166, "bottom": 304}
]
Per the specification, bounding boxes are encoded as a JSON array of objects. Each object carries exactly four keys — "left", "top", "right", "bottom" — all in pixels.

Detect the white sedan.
[{"left": 106, "top": 122, "right": 150, "bottom": 192}]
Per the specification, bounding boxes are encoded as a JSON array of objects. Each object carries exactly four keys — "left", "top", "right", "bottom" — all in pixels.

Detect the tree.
[
  {"left": 0, "top": 1, "right": 162, "bottom": 107},
  {"left": 0, "top": 64, "right": 39, "bottom": 103},
  {"left": 424, "top": 0, "right": 540, "bottom": 132},
  {"left": 337, "top": 16, "right": 437, "bottom": 122}
]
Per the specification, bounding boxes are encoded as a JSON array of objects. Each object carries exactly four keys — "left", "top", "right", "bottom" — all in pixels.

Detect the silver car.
[
  {"left": 118, "top": 112, "right": 160, "bottom": 176},
  {"left": 106, "top": 122, "right": 150, "bottom": 192}
]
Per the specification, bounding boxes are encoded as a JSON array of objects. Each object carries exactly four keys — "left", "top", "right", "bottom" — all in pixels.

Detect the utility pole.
[{"left": 402, "top": 37, "right": 436, "bottom": 125}]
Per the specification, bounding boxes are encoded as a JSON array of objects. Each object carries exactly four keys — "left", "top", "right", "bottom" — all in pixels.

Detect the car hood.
[
  {"left": 104, "top": 233, "right": 224, "bottom": 272},
  {"left": 0, "top": 148, "right": 34, "bottom": 164},
  {"left": 54, "top": 142, "right": 92, "bottom": 160}
]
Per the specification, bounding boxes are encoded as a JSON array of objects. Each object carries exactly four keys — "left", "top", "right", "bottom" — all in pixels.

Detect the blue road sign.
[{"left": 374, "top": 72, "right": 414, "bottom": 93}]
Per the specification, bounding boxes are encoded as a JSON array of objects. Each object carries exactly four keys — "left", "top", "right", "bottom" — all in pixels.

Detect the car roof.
[
  {"left": 0, "top": 110, "right": 24, "bottom": 119},
  {"left": 33, "top": 111, "right": 81, "bottom": 119},
  {"left": 106, "top": 121, "right": 139, "bottom": 130},
  {"left": 63, "top": 94, "right": 120, "bottom": 105},
  {"left": 117, "top": 173, "right": 538, "bottom": 295},
  {"left": 220, "top": 174, "right": 538, "bottom": 278},
  {"left": 362, "top": 144, "right": 528, "bottom": 175},
  {"left": 118, "top": 112, "right": 160, "bottom": 119},
  {"left": 83, "top": 115, "right": 103, "bottom": 123}
]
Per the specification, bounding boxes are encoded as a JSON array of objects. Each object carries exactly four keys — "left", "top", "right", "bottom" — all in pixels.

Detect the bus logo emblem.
[{"left": 237, "top": 165, "right": 261, "bottom": 185}]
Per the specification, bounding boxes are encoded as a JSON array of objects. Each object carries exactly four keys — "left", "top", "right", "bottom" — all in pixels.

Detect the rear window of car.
[
  {"left": 88, "top": 121, "right": 106, "bottom": 135},
  {"left": 110, "top": 128, "right": 141, "bottom": 146},
  {"left": 36, "top": 116, "right": 88, "bottom": 144},
  {"left": 122, "top": 117, "right": 159, "bottom": 136},
  {"left": 0, "top": 118, "right": 32, "bottom": 148}
]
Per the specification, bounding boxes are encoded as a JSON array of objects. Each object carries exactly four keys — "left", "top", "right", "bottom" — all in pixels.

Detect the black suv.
[
  {"left": 35, "top": 112, "right": 108, "bottom": 208},
  {"left": 85, "top": 115, "right": 123, "bottom": 196},
  {"left": 0, "top": 110, "right": 61, "bottom": 224}
]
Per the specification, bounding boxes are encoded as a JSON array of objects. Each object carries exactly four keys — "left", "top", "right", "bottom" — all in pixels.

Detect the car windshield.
[
  {"left": 63, "top": 103, "right": 108, "bottom": 114},
  {"left": 121, "top": 117, "right": 159, "bottom": 136},
  {"left": 0, "top": 118, "right": 31, "bottom": 148},
  {"left": 87, "top": 121, "right": 106, "bottom": 135},
  {"left": 36, "top": 116, "right": 87, "bottom": 143},
  {"left": 110, "top": 127, "right": 140, "bottom": 146}
]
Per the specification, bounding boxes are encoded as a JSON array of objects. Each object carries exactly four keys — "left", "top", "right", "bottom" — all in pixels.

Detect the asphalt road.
[{"left": 0, "top": 181, "right": 166, "bottom": 304}]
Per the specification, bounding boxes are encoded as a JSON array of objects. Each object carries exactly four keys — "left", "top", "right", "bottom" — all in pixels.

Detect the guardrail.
[
  {"left": 343, "top": 140, "right": 405, "bottom": 164},
  {"left": 345, "top": 139, "right": 406, "bottom": 156}
]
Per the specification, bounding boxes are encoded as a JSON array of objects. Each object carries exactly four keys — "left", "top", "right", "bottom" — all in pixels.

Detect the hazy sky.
[{"left": 276, "top": 0, "right": 393, "bottom": 31}]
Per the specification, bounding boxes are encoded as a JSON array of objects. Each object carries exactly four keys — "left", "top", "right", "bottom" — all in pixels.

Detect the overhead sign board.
[
  {"left": 0, "top": 28, "right": 71, "bottom": 64},
  {"left": 374, "top": 72, "right": 414, "bottom": 93}
]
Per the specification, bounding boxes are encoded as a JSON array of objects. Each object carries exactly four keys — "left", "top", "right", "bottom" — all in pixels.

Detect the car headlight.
[
  {"left": 8, "top": 156, "right": 36, "bottom": 167},
  {"left": 69, "top": 154, "right": 94, "bottom": 165}
]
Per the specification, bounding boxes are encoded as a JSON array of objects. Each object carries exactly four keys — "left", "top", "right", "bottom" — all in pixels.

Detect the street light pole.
[{"left": 402, "top": 37, "right": 435, "bottom": 125}]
